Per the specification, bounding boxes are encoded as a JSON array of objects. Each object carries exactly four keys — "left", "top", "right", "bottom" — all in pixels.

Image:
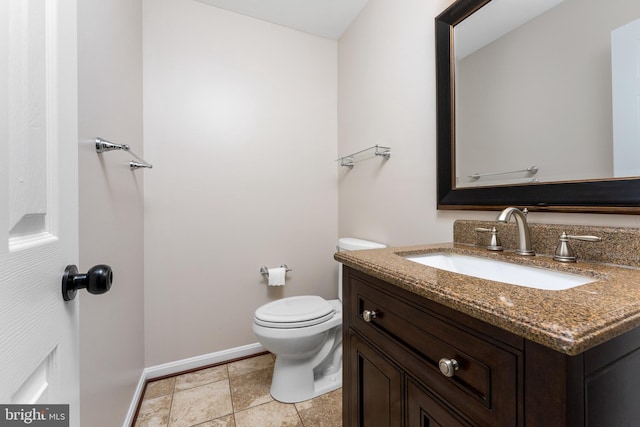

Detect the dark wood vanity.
[{"left": 342, "top": 266, "right": 640, "bottom": 426}]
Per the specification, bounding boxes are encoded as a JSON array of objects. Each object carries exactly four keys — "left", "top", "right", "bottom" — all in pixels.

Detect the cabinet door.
[
  {"left": 586, "top": 348, "right": 640, "bottom": 426},
  {"left": 407, "top": 379, "right": 473, "bottom": 427},
  {"left": 347, "top": 331, "right": 402, "bottom": 427}
]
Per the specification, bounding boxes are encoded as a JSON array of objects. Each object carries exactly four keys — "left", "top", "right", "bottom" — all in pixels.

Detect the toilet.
[{"left": 252, "top": 237, "right": 386, "bottom": 403}]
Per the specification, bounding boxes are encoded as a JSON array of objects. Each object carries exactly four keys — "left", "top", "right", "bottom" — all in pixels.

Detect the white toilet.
[{"left": 252, "top": 237, "right": 386, "bottom": 403}]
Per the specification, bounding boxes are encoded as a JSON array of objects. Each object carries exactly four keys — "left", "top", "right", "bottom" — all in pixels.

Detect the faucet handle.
[
  {"left": 566, "top": 234, "right": 602, "bottom": 242},
  {"left": 474, "top": 227, "right": 503, "bottom": 251},
  {"left": 553, "top": 232, "right": 602, "bottom": 263}
]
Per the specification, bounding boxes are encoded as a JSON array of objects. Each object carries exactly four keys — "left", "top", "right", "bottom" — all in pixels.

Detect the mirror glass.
[
  {"left": 436, "top": 0, "right": 640, "bottom": 213},
  {"left": 455, "top": 0, "right": 640, "bottom": 187}
]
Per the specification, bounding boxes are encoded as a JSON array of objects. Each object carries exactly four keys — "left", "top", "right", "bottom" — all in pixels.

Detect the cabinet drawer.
[{"left": 348, "top": 274, "right": 518, "bottom": 426}]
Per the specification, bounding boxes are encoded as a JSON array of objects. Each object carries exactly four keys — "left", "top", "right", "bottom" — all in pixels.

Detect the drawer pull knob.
[
  {"left": 362, "top": 309, "right": 378, "bottom": 322},
  {"left": 439, "top": 358, "right": 459, "bottom": 377}
]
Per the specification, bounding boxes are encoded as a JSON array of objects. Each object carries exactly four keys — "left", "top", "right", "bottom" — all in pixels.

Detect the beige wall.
[
  {"left": 338, "top": 0, "right": 460, "bottom": 246},
  {"left": 77, "top": 0, "right": 145, "bottom": 426},
  {"left": 143, "top": 0, "right": 338, "bottom": 366},
  {"left": 338, "top": 0, "right": 640, "bottom": 245}
]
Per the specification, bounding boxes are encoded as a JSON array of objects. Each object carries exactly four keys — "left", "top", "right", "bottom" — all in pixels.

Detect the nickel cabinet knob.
[
  {"left": 362, "top": 309, "right": 378, "bottom": 323},
  {"left": 439, "top": 358, "right": 460, "bottom": 377}
]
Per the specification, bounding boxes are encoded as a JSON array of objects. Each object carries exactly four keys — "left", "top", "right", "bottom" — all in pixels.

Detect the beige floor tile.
[
  {"left": 143, "top": 377, "right": 176, "bottom": 401},
  {"left": 175, "top": 365, "right": 228, "bottom": 391},
  {"left": 133, "top": 354, "right": 343, "bottom": 427},
  {"left": 169, "top": 380, "right": 233, "bottom": 427},
  {"left": 234, "top": 401, "right": 303, "bottom": 427},
  {"left": 195, "top": 414, "right": 235, "bottom": 426},
  {"left": 227, "top": 353, "right": 274, "bottom": 378},
  {"left": 135, "top": 394, "right": 172, "bottom": 427},
  {"left": 229, "top": 366, "right": 274, "bottom": 411},
  {"left": 296, "top": 389, "right": 342, "bottom": 427}
]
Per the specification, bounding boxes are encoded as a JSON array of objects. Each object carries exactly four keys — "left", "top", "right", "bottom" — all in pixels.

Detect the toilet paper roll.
[{"left": 268, "top": 267, "right": 286, "bottom": 286}]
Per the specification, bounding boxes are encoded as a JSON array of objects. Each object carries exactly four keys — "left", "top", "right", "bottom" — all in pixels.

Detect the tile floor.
[{"left": 134, "top": 353, "right": 342, "bottom": 427}]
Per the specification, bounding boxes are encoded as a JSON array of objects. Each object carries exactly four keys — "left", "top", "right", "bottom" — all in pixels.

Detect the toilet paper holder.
[{"left": 260, "top": 265, "right": 293, "bottom": 276}]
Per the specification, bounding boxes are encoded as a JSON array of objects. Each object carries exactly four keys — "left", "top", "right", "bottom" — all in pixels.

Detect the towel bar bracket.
[{"left": 95, "top": 137, "right": 153, "bottom": 170}]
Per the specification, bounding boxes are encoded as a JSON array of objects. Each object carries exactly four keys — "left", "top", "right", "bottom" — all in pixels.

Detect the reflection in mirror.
[{"left": 454, "top": 0, "right": 640, "bottom": 188}]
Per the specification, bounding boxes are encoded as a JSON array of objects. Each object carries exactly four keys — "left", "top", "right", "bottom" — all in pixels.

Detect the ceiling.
[{"left": 193, "top": 0, "right": 369, "bottom": 40}]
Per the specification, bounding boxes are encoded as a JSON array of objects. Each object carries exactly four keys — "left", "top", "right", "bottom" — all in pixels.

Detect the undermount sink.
[{"left": 405, "top": 252, "right": 595, "bottom": 291}]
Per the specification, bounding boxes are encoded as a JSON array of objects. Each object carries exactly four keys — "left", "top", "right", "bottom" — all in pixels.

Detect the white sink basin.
[{"left": 405, "top": 253, "right": 595, "bottom": 290}]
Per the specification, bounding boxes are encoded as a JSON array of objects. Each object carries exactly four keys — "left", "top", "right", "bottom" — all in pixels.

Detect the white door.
[
  {"left": 0, "top": 0, "right": 80, "bottom": 424},
  {"left": 612, "top": 18, "right": 640, "bottom": 178}
]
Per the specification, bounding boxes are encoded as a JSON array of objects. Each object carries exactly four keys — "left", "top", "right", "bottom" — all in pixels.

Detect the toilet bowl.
[
  {"left": 252, "top": 237, "right": 386, "bottom": 403},
  {"left": 253, "top": 296, "right": 342, "bottom": 403}
]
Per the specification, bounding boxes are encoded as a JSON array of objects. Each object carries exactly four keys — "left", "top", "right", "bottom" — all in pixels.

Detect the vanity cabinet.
[{"left": 342, "top": 266, "right": 640, "bottom": 426}]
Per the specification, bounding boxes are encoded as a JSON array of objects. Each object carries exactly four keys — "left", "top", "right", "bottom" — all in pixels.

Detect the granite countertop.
[{"left": 335, "top": 243, "right": 640, "bottom": 356}]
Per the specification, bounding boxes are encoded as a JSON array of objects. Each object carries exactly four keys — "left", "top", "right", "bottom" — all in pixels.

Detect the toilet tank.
[{"left": 337, "top": 237, "right": 386, "bottom": 301}]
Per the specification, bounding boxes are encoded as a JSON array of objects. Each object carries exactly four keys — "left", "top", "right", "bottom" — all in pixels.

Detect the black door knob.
[{"left": 62, "top": 264, "right": 113, "bottom": 301}]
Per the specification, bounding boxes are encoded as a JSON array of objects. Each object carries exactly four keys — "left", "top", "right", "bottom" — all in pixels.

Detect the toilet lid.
[{"left": 254, "top": 296, "right": 335, "bottom": 328}]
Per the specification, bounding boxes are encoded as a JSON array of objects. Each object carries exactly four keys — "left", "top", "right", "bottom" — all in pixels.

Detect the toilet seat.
[{"left": 254, "top": 296, "right": 336, "bottom": 329}]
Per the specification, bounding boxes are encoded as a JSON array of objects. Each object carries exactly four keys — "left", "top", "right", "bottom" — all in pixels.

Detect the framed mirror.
[{"left": 436, "top": 0, "right": 640, "bottom": 213}]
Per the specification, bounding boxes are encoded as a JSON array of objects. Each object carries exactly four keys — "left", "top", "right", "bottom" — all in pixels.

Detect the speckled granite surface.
[
  {"left": 454, "top": 220, "right": 640, "bottom": 267},
  {"left": 335, "top": 237, "right": 640, "bottom": 356}
]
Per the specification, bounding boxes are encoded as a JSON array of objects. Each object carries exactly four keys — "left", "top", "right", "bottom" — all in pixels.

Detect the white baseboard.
[{"left": 123, "top": 342, "right": 265, "bottom": 427}]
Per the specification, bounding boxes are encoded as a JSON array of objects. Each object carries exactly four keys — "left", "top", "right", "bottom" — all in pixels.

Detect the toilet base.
[
  {"left": 269, "top": 325, "right": 342, "bottom": 403},
  {"left": 270, "top": 357, "right": 342, "bottom": 403}
]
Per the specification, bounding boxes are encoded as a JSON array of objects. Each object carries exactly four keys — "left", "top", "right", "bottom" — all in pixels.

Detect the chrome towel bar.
[
  {"left": 337, "top": 145, "right": 391, "bottom": 169},
  {"left": 96, "top": 137, "right": 153, "bottom": 170},
  {"left": 468, "top": 165, "right": 538, "bottom": 180}
]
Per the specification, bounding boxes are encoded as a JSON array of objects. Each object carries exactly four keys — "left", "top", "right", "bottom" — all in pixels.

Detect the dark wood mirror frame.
[{"left": 436, "top": 0, "right": 640, "bottom": 214}]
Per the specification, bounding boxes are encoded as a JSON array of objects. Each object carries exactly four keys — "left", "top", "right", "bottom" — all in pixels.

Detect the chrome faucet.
[{"left": 496, "top": 207, "right": 535, "bottom": 256}]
